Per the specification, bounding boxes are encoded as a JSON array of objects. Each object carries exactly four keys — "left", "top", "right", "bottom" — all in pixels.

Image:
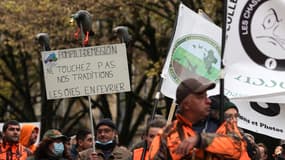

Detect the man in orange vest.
[
  {"left": 133, "top": 118, "right": 166, "bottom": 160},
  {"left": 149, "top": 78, "right": 244, "bottom": 160},
  {"left": 0, "top": 120, "right": 32, "bottom": 160}
]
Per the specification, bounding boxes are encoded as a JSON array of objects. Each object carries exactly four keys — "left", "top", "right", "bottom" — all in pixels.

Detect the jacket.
[
  {"left": 132, "top": 147, "right": 149, "bottom": 160},
  {"left": 148, "top": 114, "right": 243, "bottom": 160},
  {"left": 19, "top": 124, "right": 38, "bottom": 153},
  {"left": 0, "top": 142, "right": 32, "bottom": 160},
  {"left": 70, "top": 144, "right": 79, "bottom": 160},
  {"left": 216, "top": 121, "right": 250, "bottom": 160},
  {"left": 78, "top": 146, "right": 131, "bottom": 160}
]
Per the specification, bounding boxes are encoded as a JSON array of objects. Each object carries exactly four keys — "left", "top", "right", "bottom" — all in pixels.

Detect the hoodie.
[{"left": 19, "top": 124, "right": 39, "bottom": 153}]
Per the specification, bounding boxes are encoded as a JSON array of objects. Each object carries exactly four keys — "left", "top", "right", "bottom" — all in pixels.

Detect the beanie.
[
  {"left": 209, "top": 94, "right": 238, "bottom": 112},
  {"left": 95, "top": 118, "right": 116, "bottom": 130},
  {"left": 223, "top": 101, "right": 239, "bottom": 113}
]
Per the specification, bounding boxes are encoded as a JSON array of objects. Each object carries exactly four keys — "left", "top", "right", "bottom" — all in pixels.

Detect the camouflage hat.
[{"left": 43, "top": 129, "right": 68, "bottom": 141}]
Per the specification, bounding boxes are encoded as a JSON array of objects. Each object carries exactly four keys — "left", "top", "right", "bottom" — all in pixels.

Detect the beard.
[{"left": 5, "top": 136, "right": 19, "bottom": 143}]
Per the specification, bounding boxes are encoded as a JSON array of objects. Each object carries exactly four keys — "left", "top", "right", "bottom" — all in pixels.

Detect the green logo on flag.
[{"left": 169, "top": 34, "right": 221, "bottom": 84}]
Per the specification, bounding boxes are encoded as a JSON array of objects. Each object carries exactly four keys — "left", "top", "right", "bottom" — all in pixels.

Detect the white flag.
[
  {"left": 224, "top": 0, "right": 285, "bottom": 102},
  {"left": 233, "top": 100, "right": 285, "bottom": 139},
  {"left": 160, "top": 3, "right": 221, "bottom": 100}
]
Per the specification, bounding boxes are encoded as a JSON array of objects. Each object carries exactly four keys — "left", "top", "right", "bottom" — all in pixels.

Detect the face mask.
[
  {"left": 53, "top": 142, "right": 64, "bottom": 156},
  {"left": 95, "top": 140, "right": 113, "bottom": 145},
  {"left": 95, "top": 140, "right": 116, "bottom": 150}
]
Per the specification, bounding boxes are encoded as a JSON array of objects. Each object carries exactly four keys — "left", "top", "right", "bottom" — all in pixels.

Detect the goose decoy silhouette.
[
  {"left": 70, "top": 10, "right": 94, "bottom": 46},
  {"left": 36, "top": 33, "right": 51, "bottom": 51},
  {"left": 113, "top": 26, "right": 131, "bottom": 45}
]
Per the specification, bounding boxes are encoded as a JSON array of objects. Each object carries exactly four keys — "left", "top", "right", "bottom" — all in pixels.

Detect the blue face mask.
[{"left": 53, "top": 142, "right": 64, "bottom": 156}]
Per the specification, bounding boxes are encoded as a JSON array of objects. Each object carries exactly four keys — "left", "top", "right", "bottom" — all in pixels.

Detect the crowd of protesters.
[{"left": 1, "top": 78, "right": 285, "bottom": 160}]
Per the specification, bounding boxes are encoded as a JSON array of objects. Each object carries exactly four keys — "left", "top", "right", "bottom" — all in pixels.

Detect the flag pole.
[
  {"left": 167, "top": 101, "right": 176, "bottom": 125},
  {"left": 220, "top": 0, "right": 228, "bottom": 122}
]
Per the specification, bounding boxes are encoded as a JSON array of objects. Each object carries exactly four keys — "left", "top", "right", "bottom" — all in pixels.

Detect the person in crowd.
[
  {"left": 0, "top": 120, "right": 32, "bottom": 160},
  {"left": 19, "top": 124, "right": 39, "bottom": 154},
  {"left": 215, "top": 99, "right": 253, "bottom": 159},
  {"left": 209, "top": 94, "right": 260, "bottom": 160},
  {"left": 244, "top": 133, "right": 255, "bottom": 145},
  {"left": 242, "top": 133, "right": 260, "bottom": 160},
  {"left": 257, "top": 143, "right": 268, "bottom": 160},
  {"left": 71, "top": 129, "right": 93, "bottom": 159},
  {"left": 132, "top": 118, "right": 166, "bottom": 160},
  {"left": 148, "top": 78, "right": 245, "bottom": 160},
  {"left": 130, "top": 114, "right": 165, "bottom": 151},
  {"left": 78, "top": 118, "right": 131, "bottom": 160},
  {"left": 273, "top": 143, "right": 285, "bottom": 160},
  {"left": 64, "top": 136, "right": 74, "bottom": 160},
  {"left": 29, "top": 129, "right": 71, "bottom": 160}
]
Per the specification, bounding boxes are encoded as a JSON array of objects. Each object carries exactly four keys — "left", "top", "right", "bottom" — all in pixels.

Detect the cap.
[
  {"left": 176, "top": 78, "right": 215, "bottom": 104},
  {"left": 42, "top": 129, "right": 68, "bottom": 141},
  {"left": 95, "top": 118, "right": 116, "bottom": 130}
]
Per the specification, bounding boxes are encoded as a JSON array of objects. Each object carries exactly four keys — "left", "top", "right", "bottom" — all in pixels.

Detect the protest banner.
[
  {"left": 160, "top": 3, "right": 221, "bottom": 100},
  {"left": 233, "top": 100, "right": 285, "bottom": 139},
  {"left": 41, "top": 43, "right": 131, "bottom": 99},
  {"left": 224, "top": 0, "right": 285, "bottom": 102},
  {"left": 158, "top": 1, "right": 285, "bottom": 138}
]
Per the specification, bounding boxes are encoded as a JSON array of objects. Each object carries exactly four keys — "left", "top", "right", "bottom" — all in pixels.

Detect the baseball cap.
[
  {"left": 42, "top": 129, "right": 68, "bottom": 141},
  {"left": 176, "top": 78, "right": 215, "bottom": 104}
]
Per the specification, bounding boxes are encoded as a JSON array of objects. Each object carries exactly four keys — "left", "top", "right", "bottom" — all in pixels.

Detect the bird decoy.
[
  {"left": 70, "top": 10, "right": 94, "bottom": 46},
  {"left": 36, "top": 33, "right": 51, "bottom": 51},
  {"left": 113, "top": 26, "right": 132, "bottom": 45}
]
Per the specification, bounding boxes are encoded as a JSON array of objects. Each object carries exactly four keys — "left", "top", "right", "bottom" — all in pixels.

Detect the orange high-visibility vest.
[
  {"left": 0, "top": 143, "right": 31, "bottom": 160},
  {"left": 133, "top": 148, "right": 149, "bottom": 160},
  {"left": 149, "top": 114, "right": 244, "bottom": 160}
]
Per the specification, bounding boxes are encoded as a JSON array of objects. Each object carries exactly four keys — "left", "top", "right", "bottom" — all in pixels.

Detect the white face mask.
[
  {"left": 95, "top": 140, "right": 116, "bottom": 150},
  {"left": 95, "top": 140, "right": 113, "bottom": 145},
  {"left": 53, "top": 142, "right": 64, "bottom": 156}
]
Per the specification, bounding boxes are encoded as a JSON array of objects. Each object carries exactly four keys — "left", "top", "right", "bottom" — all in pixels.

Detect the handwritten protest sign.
[{"left": 41, "top": 43, "right": 130, "bottom": 99}]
